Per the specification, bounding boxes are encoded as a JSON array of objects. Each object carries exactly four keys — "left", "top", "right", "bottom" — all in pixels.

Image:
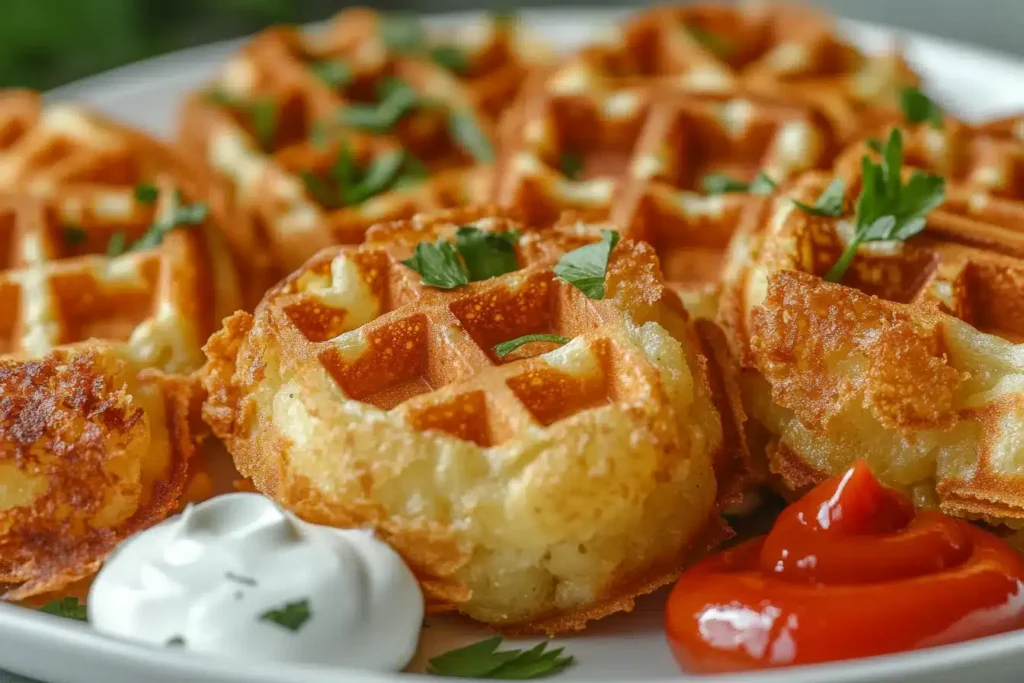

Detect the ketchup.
[{"left": 666, "top": 461, "right": 1024, "bottom": 673}]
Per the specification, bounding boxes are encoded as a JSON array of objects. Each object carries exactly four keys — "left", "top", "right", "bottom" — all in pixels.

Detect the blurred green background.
[
  {"left": 2, "top": 0, "right": 316, "bottom": 90},
  {"left": 3, "top": 0, "right": 1023, "bottom": 92}
]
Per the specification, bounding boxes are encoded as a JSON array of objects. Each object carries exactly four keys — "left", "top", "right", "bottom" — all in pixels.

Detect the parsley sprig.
[
  {"left": 107, "top": 192, "right": 209, "bottom": 256},
  {"left": 341, "top": 78, "right": 422, "bottom": 133},
  {"left": 825, "top": 129, "right": 946, "bottom": 282},
  {"left": 402, "top": 227, "right": 520, "bottom": 289},
  {"left": 62, "top": 225, "right": 87, "bottom": 246},
  {"left": 134, "top": 183, "right": 159, "bottom": 204},
  {"left": 558, "top": 151, "right": 584, "bottom": 180},
  {"left": 554, "top": 230, "right": 620, "bottom": 300},
  {"left": 378, "top": 13, "right": 470, "bottom": 75},
  {"left": 301, "top": 145, "right": 425, "bottom": 209},
  {"left": 449, "top": 109, "right": 495, "bottom": 163},
  {"left": 793, "top": 177, "right": 846, "bottom": 217},
  {"left": 429, "top": 45, "right": 469, "bottom": 75},
  {"left": 702, "top": 171, "right": 777, "bottom": 196},
  {"left": 259, "top": 598, "right": 311, "bottom": 632},
  {"left": 682, "top": 25, "right": 733, "bottom": 59},
  {"left": 309, "top": 59, "right": 352, "bottom": 89},
  {"left": 427, "top": 637, "right": 574, "bottom": 679},
  {"left": 40, "top": 597, "right": 87, "bottom": 621},
  {"left": 205, "top": 89, "right": 278, "bottom": 150},
  {"left": 900, "top": 86, "right": 943, "bottom": 129},
  {"left": 494, "top": 334, "right": 570, "bottom": 358}
]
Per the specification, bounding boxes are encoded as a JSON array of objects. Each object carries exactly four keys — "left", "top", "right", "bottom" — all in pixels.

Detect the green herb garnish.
[
  {"left": 204, "top": 90, "right": 278, "bottom": 150},
  {"left": 249, "top": 100, "right": 278, "bottom": 150},
  {"left": 402, "top": 240, "right": 470, "bottom": 289},
  {"left": 128, "top": 195, "right": 208, "bottom": 252},
  {"left": 749, "top": 172, "right": 778, "bottom": 195},
  {"left": 792, "top": 177, "right": 846, "bottom": 217},
  {"left": 259, "top": 598, "right": 311, "bottom": 632},
  {"left": 558, "top": 151, "right": 584, "bottom": 180},
  {"left": 900, "top": 86, "right": 943, "bottom": 129},
  {"left": 866, "top": 137, "right": 884, "bottom": 153},
  {"left": 62, "top": 225, "right": 87, "bottom": 246},
  {"left": 341, "top": 78, "right": 420, "bottom": 133},
  {"left": 683, "top": 26, "right": 733, "bottom": 59},
  {"left": 107, "top": 193, "right": 209, "bottom": 256},
  {"left": 702, "top": 171, "right": 777, "bottom": 196},
  {"left": 430, "top": 45, "right": 469, "bottom": 74},
  {"left": 40, "top": 597, "right": 87, "bottom": 621},
  {"left": 106, "top": 232, "right": 127, "bottom": 257},
  {"left": 134, "top": 183, "right": 159, "bottom": 204},
  {"left": 449, "top": 109, "right": 494, "bottom": 162},
  {"left": 455, "top": 227, "right": 520, "bottom": 281},
  {"left": 554, "top": 230, "right": 620, "bottom": 300},
  {"left": 203, "top": 89, "right": 233, "bottom": 106},
  {"left": 825, "top": 129, "right": 946, "bottom": 282},
  {"left": 301, "top": 146, "right": 418, "bottom": 208},
  {"left": 403, "top": 227, "right": 521, "bottom": 288},
  {"left": 427, "top": 637, "right": 575, "bottom": 679},
  {"left": 379, "top": 13, "right": 424, "bottom": 53},
  {"left": 309, "top": 59, "right": 352, "bottom": 89},
  {"left": 494, "top": 334, "right": 570, "bottom": 358}
]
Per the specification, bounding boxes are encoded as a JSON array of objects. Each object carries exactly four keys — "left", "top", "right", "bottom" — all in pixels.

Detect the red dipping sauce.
[{"left": 666, "top": 461, "right": 1024, "bottom": 673}]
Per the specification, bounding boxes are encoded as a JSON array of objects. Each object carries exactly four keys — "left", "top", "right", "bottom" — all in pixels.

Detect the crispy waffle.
[
  {"left": 542, "top": 2, "right": 917, "bottom": 142},
  {"left": 0, "top": 90, "right": 240, "bottom": 598},
  {"left": 718, "top": 116, "right": 1024, "bottom": 523},
  {"left": 200, "top": 206, "right": 744, "bottom": 633},
  {"left": 494, "top": 82, "right": 834, "bottom": 308},
  {"left": 178, "top": 9, "right": 546, "bottom": 295}
]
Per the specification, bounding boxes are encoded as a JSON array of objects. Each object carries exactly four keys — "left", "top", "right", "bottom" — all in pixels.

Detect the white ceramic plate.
[{"left": 8, "top": 8, "right": 1024, "bottom": 683}]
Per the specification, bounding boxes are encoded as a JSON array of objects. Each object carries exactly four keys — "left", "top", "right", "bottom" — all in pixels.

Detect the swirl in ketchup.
[{"left": 666, "top": 461, "right": 1024, "bottom": 673}]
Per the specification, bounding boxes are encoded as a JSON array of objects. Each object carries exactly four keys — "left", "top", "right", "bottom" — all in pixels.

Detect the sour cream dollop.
[{"left": 88, "top": 492, "right": 424, "bottom": 672}]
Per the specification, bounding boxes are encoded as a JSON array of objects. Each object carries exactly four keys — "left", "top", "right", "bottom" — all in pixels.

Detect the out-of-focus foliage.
[{"left": 0, "top": 0, "right": 317, "bottom": 90}]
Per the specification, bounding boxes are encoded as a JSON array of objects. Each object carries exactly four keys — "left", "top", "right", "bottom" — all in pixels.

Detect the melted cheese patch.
[
  {"left": 719, "top": 99, "right": 755, "bottom": 138},
  {"left": 547, "top": 64, "right": 593, "bottom": 95},
  {"left": 328, "top": 329, "right": 370, "bottom": 363},
  {"left": 971, "top": 165, "right": 1007, "bottom": 190},
  {"left": 219, "top": 57, "right": 257, "bottom": 97},
  {"left": 632, "top": 154, "right": 663, "bottom": 180},
  {"left": 924, "top": 128, "right": 949, "bottom": 167},
  {"left": 95, "top": 192, "right": 134, "bottom": 221},
  {"left": 272, "top": 381, "right": 319, "bottom": 447},
  {"left": 603, "top": 92, "right": 642, "bottom": 119},
  {"left": 765, "top": 43, "right": 811, "bottom": 73},
  {"left": 767, "top": 120, "right": 818, "bottom": 177},
  {"left": 679, "top": 66, "right": 734, "bottom": 91},
  {"left": 541, "top": 338, "right": 600, "bottom": 378},
  {"left": 209, "top": 129, "right": 269, "bottom": 201},
  {"left": 678, "top": 192, "right": 726, "bottom": 218},
  {"left": 556, "top": 178, "right": 615, "bottom": 205},
  {"left": 309, "top": 255, "right": 382, "bottom": 331}
]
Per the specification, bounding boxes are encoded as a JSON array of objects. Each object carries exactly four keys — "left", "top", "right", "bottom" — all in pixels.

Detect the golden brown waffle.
[
  {"left": 494, "top": 81, "right": 833, "bottom": 303},
  {"left": 0, "top": 91, "right": 241, "bottom": 598},
  {"left": 717, "top": 116, "right": 1024, "bottom": 524},
  {"left": 542, "top": 2, "right": 917, "bottom": 142},
  {"left": 200, "top": 206, "right": 745, "bottom": 633},
  {"left": 178, "top": 9, "right": 546, "bottom": 293}
]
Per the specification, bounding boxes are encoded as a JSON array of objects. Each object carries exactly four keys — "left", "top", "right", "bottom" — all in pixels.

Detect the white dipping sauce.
[{"left": 88, "top": 493, "right": 424, "bottom": 672}]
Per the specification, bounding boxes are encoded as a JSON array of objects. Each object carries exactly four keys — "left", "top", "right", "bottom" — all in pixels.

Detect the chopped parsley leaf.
[
  {"left": 554, "top": 230, "right": 620, "bottom": 300},
  {"left": 259, "top": 598, "right": 312, "bottom": 632}
]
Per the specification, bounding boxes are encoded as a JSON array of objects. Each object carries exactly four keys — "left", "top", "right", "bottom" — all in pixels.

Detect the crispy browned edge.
[{"left": 0, "top": 350, "right": 199, "bottom": 600}]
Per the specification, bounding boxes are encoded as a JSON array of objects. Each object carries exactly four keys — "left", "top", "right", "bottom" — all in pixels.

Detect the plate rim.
[{"left": 11, "top": 6, "right": 1024, "bottom": 683}]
